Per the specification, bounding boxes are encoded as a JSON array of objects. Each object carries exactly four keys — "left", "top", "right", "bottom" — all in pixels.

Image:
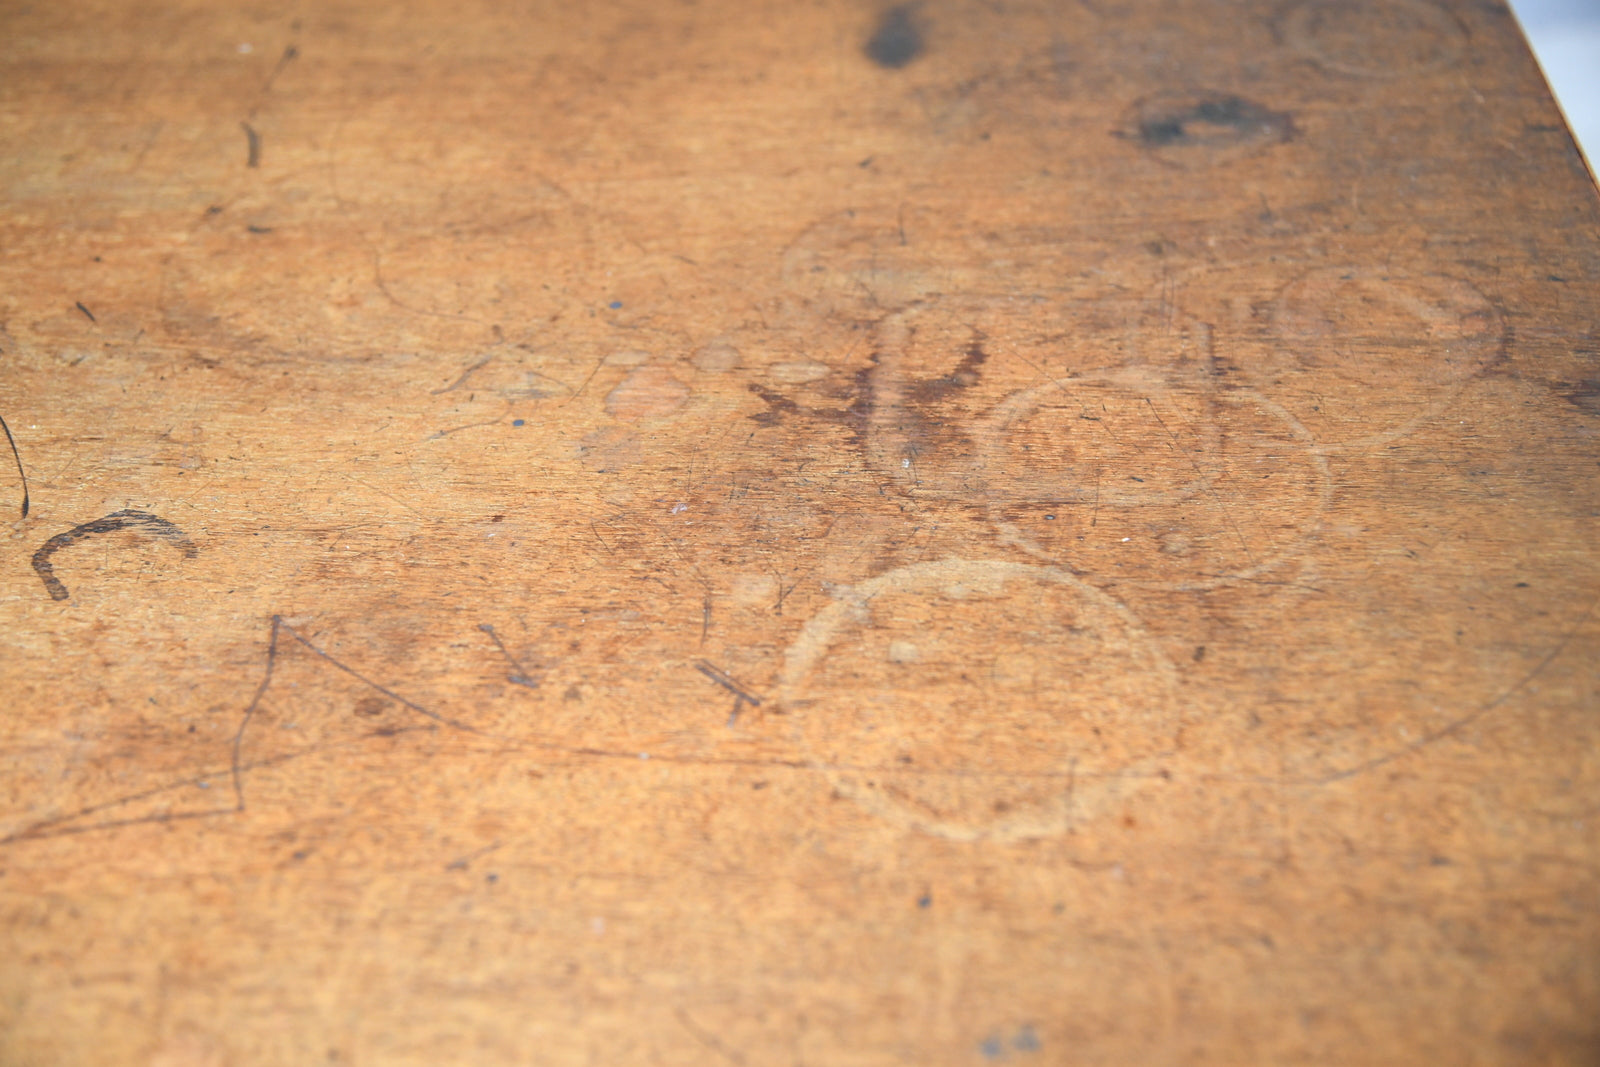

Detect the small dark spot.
[
  {"left": 865, "top": 5, "right": 923, "bottom": 69},
  {"left": 491, "top": 514, "right": 505, "bottom": 523},
  {"left": 207, "top": 204, "right": 224, "bottom": 215},
  {"left": 751, "top": 780, "right": 768, "bottom": 790},
  {"left": 1043, "top": 514, "right": 1056, "bottom": 521},
  {"left": 372, "top": 726, "right": 400, "bottom": 738},
  {"left": 1013, "top": 1026, "right": 1041, "bottom": 1052},
  {"left": 979, "top": 1035, "right": 1004, "bottom": 1060},
  {"left": 858, "top": 156, "right": 874, "bottom": 168},
  {"left": 246, "top": 224, "right": 273, "bottom": 234},
  {"left": 1132, "top": 94, "right": 1293, "bottom": 151},
  {"left": 1514, "top": 581, "right": 1529, "bottom": 588},
  {"left": 74, "top": 301, "right": 96, "bottom": 322},
  {"left": 354, "top": 696, "right": 389, "bottom": 717},
  {"left": 917, "top": 892, "right": 932, "bottom": 909},
  {"left": 486, "top": 872, "right": 499, "bottom": 883},
  {"left": 1430, "top": 855, "right": 1451, "bottom": 866},
  {"left": 564, "top": 684, "right": 583, "bottom": 702},
  {"left": 292, "top": 850, "right": 308, "bottom": 861},
  {"left": 1193, "top": 645, "right": 1206, "bottom": 662},
  {"left": 608, "top": 300, "right": 623, "bottom": 309}
]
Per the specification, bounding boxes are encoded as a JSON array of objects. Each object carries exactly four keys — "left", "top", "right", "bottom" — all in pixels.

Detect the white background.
[{"left": 1510, "top": 0, "right": 1600, "bottom": 172}]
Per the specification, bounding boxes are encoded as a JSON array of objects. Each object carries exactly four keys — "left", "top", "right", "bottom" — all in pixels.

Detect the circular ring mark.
[
  {"left": 975, "top": 375, "right": 1332, "bottom": 591},
  {"left": 1269, "top": 267, "right": 1503, "bottom": 453},
  {"left": 1283, "top": 0, "right": 1464, "bottom": 78},
  {"left": 780, "top": 559, "right": 1181, "bottom": 841}
]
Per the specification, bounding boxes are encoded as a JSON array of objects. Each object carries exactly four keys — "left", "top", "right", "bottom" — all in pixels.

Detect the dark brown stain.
[
  {"left": 1129, "top": 94, "right": 1294, "bottom": 151},
  {"left": 1560, "top": 378, "right": 1600, "bottom": 415},
  {"left": 747, "top": 383, "right": 801, "bottom": 425},
  {"left": 866, "top": 5, "right": 923, "bottom": 69},
  {"left": 746, "top": 361, "right": 875, "bottom": 447},
  {"left": 905, "top": 333, "right": 988, "bottom": 405}
]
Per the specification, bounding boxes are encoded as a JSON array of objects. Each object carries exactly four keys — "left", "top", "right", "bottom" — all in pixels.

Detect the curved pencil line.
[
  {"left": 1305, "top": 596, "right": 1598, "bottom": 785},
  {"left": 31, "top": 509, "right": 197, "bottom": 601},
  {"left": 0, "top": 412, "right": 27, "bottom": 518}
]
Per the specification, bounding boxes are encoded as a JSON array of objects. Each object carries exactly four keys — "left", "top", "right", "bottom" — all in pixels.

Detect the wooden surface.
[{"left": 2, "top": 1, "right": 1598, "bottom": 1063}]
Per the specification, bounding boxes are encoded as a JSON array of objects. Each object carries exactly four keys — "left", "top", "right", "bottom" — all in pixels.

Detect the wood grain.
[{"left": 2, "top": 0, "right": 1597, "bottom": 1063}]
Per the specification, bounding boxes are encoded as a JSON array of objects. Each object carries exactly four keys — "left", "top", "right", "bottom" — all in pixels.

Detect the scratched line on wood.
[
  {"left": 231, "top": 615, "right": 482, "bottom": 807},
  {"left": 11, "top": 584, "right": 1586, "bottom": 847},
  {"left": 0, "top": 728, "right": 436, "bottom": 845},
  {"left": 0, "top": 411, "right": 28, "bottom": 518}
]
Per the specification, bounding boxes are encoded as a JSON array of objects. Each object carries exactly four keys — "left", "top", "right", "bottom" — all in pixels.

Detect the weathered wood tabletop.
[{"left": 2, "top": 0, "right": 1598, "bottom": 1063}]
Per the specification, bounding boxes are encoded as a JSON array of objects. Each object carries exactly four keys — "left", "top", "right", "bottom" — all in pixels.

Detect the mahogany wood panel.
[{"left": 1, "top": 0, "right": 1598, "bottom": 1063}]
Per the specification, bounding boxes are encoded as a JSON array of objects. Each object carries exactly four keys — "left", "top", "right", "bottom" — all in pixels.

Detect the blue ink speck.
[
  {"left": 1013, "top": 1026, "right": 1040, "bottom": 1053},
  {"left": 917, "top": 893, "right": 932, "bottom": 909},
  {"left": 979, "top": 1036, "right": 1004, "bottom": 1060},
  {"left": 512, "top": 419, "right": 525, "bottom": 427},
  {"left": 608, "top": 300, "right": 623, "bottom": 309}
]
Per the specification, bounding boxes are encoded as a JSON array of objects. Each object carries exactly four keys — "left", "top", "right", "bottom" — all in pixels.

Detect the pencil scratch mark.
[
  {"left": 446, "top": 840, "right": 504, "bottom": 871},
  {"left": 431, "top": 354, "right": 494, "bottom": 394},
  {"left": 1307, "top": 597, "right": 1598, "bottom": 785},
  {"left": 231, "top": 615, "right": 482, "bottom": 809},
  {"left": 1006, "top": 347, "right": 1133, "bottom": 450},
  {"left": 695, "top": 660, "right": 764, "bottom": 726},
  {"left": 479, "top": 623, "right": 541, "bottom": 688},
  {"left": 0, "top": 411, "right": 28, "bottom": 518},
  {"left": 427, "top": 412, "right": 509, "bottom": 439},
  {"left": 74, "top": 301, "right": 96, "bottom": 323},
  {"left": 0, "top": 726, "right": 435, "bottom": 846},
  {"left": 258, "top": 43, "right": 299, "bottom": 102},
  {"left": 674, "top": 1007, "right": 749, "bottom": 1067},
  {"left": 241, "top": 121, "right": 261, "bottom": 168},
  {"left": 32, "top": 509, "right": 197, "bottom": 601},
  {"left": 1143, "top": 396, "right": 1255, "bottom": 566}
]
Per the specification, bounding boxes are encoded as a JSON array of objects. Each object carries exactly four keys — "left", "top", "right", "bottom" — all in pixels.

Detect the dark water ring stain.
[
  {"left": 32, "top": 509, "right": 198, "bottom": 601},
  {"left": 866, "top": 5, "right": 923, "bottom": 69},
  {"left": 1132, "top": 95, "right": 1294, "bottom": 149}
]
